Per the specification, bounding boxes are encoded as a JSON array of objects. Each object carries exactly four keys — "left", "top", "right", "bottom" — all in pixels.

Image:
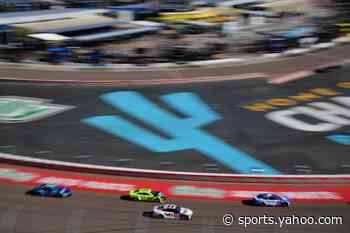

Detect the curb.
[
  {"left": 1, "top": 165, "right": 349, "bottom": 203},
  {"left": 268, "top": 70, "right": 315, "bottom": 84},
  {"left": 1, "top": 153, "right": 350, "bottom": 184}
]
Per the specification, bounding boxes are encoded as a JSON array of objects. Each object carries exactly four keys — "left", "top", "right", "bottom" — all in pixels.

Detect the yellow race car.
[{"left": 128, "top": 188, "right": 167, "bottom": 203}]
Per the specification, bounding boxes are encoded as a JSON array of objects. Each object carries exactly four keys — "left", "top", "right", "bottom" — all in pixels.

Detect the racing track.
[
  {"left": 1, "top": 41, "right": 350, "bottom": 233},
  {"left": 0, "top": 182, "right": 348, "bottom": 233},
  {"left": 1, "top": 65, "right": 350, "bottom": 174}
]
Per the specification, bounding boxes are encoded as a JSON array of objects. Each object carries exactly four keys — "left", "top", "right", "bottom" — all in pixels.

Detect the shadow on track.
[
  {"left": 241, "top": 199, "right": 260, "bottom": 206},
  {"left": 120, "top": 195, "right": 135, "bottom": 201}
]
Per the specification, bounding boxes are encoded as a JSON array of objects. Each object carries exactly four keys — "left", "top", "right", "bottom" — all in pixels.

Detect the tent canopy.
[{"left": 28, "top": 33, "right": 71, "bottom": 41}]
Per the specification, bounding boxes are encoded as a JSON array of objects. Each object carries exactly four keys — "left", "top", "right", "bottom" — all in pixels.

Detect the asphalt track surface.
[
  {"left": 0, "top": 41, "right": 350, "bottom": 233},
  {"left": 0, "top": 42, "right": 350, "bottom": 176},
  {"left": 1, "top": 66, "right": 350, "bottom": 174},
  {"left": 0, "top": 182, "right": 348, "bottom": 233}
]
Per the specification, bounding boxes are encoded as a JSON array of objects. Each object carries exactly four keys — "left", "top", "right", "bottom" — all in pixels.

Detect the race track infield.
[
  {"left": 1, "top": 66, "right": 350, "bottom": 175},
  {"left": 0, "top": 183, "right": 349, "bottom": 233}
]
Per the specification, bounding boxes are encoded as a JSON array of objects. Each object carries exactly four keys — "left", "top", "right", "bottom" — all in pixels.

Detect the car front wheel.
[
  {"left": 154, "top": 214, "right": 164, "bottom": 219},
  {"left": 281, "top": 202, "right": 288, "bottom": 207}
]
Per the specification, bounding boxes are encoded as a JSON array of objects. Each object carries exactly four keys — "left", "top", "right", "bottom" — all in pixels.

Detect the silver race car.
[{"left": 152, "top": 204, "right": 193, "bottom": 220}]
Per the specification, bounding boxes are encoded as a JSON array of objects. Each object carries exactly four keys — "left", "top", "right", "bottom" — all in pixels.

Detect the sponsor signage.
[{"left": 0, "top": 96, "right": 75, "bottom": 123}]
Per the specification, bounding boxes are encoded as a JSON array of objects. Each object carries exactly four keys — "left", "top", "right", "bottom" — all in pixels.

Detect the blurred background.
[{"left": 0, "top": 0, "right": 349, "bottom": 65}]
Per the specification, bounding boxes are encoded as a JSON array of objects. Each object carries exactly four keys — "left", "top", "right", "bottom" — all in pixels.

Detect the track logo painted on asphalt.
[
  {"left": 0, "top": 96, "right": 75, "bottom": 123},
  {"left": 242, "top": 82, "right": 350, "bottom": 132},
  {"left": 83, "top": 91, "right": 280, "bottom": 174}
]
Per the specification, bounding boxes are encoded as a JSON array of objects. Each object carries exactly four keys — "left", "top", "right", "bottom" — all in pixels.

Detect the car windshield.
[
  {"left": 257, "top": 194, "right": 267, "bottom": 199},
  {"left": 151, "top": 191, "right": 161, "bottom": 196},
  {"left": 258, "top": 193, "right": 281, "bottom": 200},
  {"left": 166, "top": 207, "right": 180, "bottom": 213},
  {"left": 42, "top": 186, "right": 52, "bottom": 191},
  {"left": 270, "top": 194, "right": 281, "bottom": 200}
]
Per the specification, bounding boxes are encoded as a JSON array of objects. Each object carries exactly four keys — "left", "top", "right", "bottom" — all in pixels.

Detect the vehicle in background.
[{"left": 26, "top": 183, "right": 72, "bottom": 198}]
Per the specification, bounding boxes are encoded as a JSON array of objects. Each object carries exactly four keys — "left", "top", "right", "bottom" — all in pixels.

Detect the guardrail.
[
  {"left": 1, "top": 153, "right": 350, "bottom": 184},
  {"left": 0, "top": 36, "right": 349, "bottom": 73}
]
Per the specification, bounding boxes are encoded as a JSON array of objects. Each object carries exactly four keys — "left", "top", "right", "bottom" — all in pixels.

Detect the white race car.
[{"left": 152, "top": 204, "right": 193, "bottom": 220}]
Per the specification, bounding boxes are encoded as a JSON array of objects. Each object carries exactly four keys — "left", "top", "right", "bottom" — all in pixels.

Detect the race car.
[
  {"left": 250, "top": 193, "right": 290, "bottom": 207},
  {"left": 129, "top": 188, "right": 166, "bottom": 202},
  {"left": 26, "top": 184, "right": 72, "bottom": 198},
  {"left": 152, "top": 204, "right": 193, "bottom": 220}
]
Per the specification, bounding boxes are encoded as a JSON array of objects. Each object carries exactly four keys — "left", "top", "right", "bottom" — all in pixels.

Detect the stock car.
[
  {"left": 26, "top": 184, "right": 72, "bottom": 198},
  {"left": 152, "top": 204, "right": 193, "bottom": 220},
  {"left": 250, "top": 193, "right": 290, "bottom": 207},
  {"left": 129, "top": 188, "right": 167, "bottom": 202}
]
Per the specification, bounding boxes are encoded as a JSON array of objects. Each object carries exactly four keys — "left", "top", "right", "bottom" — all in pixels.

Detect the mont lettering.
[
  {"left": 266, "top": 97, "right": 350, "bottom": 132},
  {"left": 83, "top": 91, "right": 279, "bottom": 174}
]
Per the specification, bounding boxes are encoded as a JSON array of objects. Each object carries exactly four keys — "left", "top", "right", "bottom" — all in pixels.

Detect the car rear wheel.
[{"left": 180, "top": 215, "right": 190, "bottom": 220}]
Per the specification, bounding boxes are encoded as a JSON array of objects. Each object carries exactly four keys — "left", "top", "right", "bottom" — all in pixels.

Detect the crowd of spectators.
[{"left": 0, "top": 0, "right": 349, "bottom": 65}]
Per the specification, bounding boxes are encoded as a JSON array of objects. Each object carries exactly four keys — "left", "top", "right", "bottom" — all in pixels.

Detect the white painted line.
[
  {"left": 206, "top": 168, "right": 219, "bottom": 172},
  {"left": 342, "top": 59, "right": 350, "bottom": 65},
  {"left": 262, "top": 53, "right": 283, "bottom": 59},
  {"left": 74, "top": 155, "right": 92, "bottom": 159},
  {"left": 0, "top": 73, "right": 266, "bottom": 85},
  {"left": 160, "top": 162, "right": 175, "bottom": 166},
  {"left": 295, "top": 165, "right": 311, "bottom": 169},
  {"left": 296, "top": 169, "right": 312, "bottom": 173},
  {"left": 114, "top": 159, "right": 133, "bottom": 162},
  {"left": 333, "top": 36, "right": 350, "bottom": 44},
  {"left": 203, "top": 163, "right": 218, "bottom": 167},
  {"left": 147, "top": 63, "right": 178, "bottom": 68},
  {"left": 35, "top": 151, "right": 53, "bottom": 154},
  {"left": 311, "top": 42, "right": 336, "bottom": 50},
  {"left": 250, "top": 168, "right": 265, "bottom": 173},
  {"left": 189, "top": 58, "right": 245, "bottom": 66},
  {"left": 269, "top": 70, "right": 315, "bottom": 85},
  {"left": 283, "top": 48, "right": 310, "bottom": 56}
]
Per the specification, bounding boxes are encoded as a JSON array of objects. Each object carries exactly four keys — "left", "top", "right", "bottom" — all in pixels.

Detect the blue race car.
[
  {"left": 250, "top": 193, "right": 290, "bottom": 207},
  {"left": 27, "top": 184, "right": 72, "bottom": 198}
]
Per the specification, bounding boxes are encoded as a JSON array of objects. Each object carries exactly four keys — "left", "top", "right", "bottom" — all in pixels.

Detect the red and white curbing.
[
  {"left": 268, "top": 70, "right": 315, "bottom": 84},
  {"left": 1, "top": 153, "right": 350, "bottom": 183},
  {"left": 0, "top": 164, "right": 349, "bottom": 203}
]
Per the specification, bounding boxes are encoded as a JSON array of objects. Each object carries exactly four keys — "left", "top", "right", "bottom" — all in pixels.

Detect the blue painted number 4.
[{"left": 83, "top": 91, "right": 280, "bottom": 174}]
